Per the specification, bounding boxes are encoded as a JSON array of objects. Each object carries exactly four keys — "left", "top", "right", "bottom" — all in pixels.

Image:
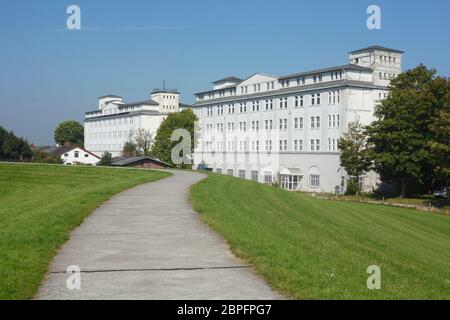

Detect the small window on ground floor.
[
  {"left": 227, "top": 169, "right": 234, "bottom": 176},
  {"left": 251, "top": 170, "right": 258, "bottom": 181},
  {"left": 309, "top": 174, "right": 320, "bottom": 187},
  {"left": 238, "top": 170, "right": 246, "bottom": 179},
  {"left": 264, "top": 174, "right": 273, "bottom": 184}
]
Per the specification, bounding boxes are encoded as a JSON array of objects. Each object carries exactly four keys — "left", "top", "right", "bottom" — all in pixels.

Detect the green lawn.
[
  {"left": 0, "top": 163, "right": 170, "bottom": 300},
  {"left": 333, "top": 194, "right": 450, "bottom": 212},
  {"left": 190, "top": 173, "right": 450, "bottom": 299}
]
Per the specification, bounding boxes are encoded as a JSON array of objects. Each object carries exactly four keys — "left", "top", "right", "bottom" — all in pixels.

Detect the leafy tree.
[
  {"left": 427, "top": 75, "right": 450, "bottom": 187},
  {"left": 0, "top": 127, "right": 32, "bottom": 161},
  {"left": 337, "top": 121, "right": 372, "bottom": 187},
  {"left": 54, "top": 120, "right": 84, "bottom": 146},
  {"left": 97, "top": 151, "right": 112, "bottom": 166},
  {"left": 151, "top": 109, "right": 198, "bottom": 168},
  {"left": 122, "top": 141, "right": 138, "bottom": 157},
  {"left": 367, "top": 65, "right": 438, "bottom": 198},
  {"left": 428, "top": 110, "right": 450, "bottom": 186},
  {"left": 133, "top": 129, "right": 153, "bottom": 156}
]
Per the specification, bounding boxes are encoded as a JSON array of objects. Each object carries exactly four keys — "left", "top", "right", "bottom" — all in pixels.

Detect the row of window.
[
  {"left": 215, "top": 168, "right": 320, "bottom": 188},
  {"left": 199, "top": 70, "right": 347, "bottom": 101},
  {"left": 89, "top": 130, "right": 134, "bottom": 140},
  {"left": 205, "top": 91, "right": 341, "bottom": 116},
  {"left": 378, "top": 72, "right": 397, "bottom": 80},
  {"left": 88, "top": 144, "right": 124, "bottom": 151},
  {"left": 205, "top": 115, "right": 340, "bottom": 134},
  {"left": 379, "top": 55, "right": 397, "bottom": 63},
  {"left": 203, "top": 139, "right": 339, "bottom": 152},
  {"left": 86, "top": 116, "right": 135, "bottom": 128}
]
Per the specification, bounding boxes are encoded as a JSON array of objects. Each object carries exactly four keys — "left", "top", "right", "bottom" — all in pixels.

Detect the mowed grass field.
[
  {"left": 190, "top": 174, "right": 450, "bottom": 299},
  {"left": 0, "top": 163, "right": 170, "bottom": 300}
]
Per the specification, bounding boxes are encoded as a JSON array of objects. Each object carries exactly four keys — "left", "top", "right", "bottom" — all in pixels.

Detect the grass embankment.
[
  {"left": 0, "top": 163, "right": 170, "bottom": 300},
  {"left": 190, "top": 173, "right": 450, "bottom": 299}
]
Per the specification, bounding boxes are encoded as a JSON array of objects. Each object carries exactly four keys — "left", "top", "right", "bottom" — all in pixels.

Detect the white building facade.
[
  {"left": 60, "top": 147, "right": 100, "bottom": 165},
  {"left": 84, "top": 89, "right": 190, "bottom": 157},
  {"left": 192, "top": 46, "right": 403, "bottom": 193}
]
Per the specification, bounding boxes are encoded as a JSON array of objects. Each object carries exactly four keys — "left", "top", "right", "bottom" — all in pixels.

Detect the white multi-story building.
[
  {"left": 84, "top": 88, "right": 190, "bottom": 157},
  {"left": 192, "top": 45, "right": 404, "bottom": 193}
]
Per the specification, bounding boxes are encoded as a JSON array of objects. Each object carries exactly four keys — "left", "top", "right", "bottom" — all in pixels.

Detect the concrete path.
[{"left": 36, "top": 170, "right": 282, "bottom": 300}]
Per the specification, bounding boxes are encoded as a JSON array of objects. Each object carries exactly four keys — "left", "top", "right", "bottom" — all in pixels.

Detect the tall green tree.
[
  {"left": 367, "top": 65, "right": 438, "bottom": 198},
  {"left": 427, "top": 76, "right": 450, "bottom": 186},
  {"left": 54, "top": 120, "right": 84, "bottom": 146},
  {"left": 151, "top": 109, "right": 198, "bottom": 168},
  {"left": 337, "top": 121, "right": 372, "bottom": 186}
]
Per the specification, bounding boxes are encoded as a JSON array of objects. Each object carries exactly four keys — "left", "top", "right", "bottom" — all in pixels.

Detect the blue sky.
[{"left": 0, "top": 0, "right": 449, "bottom": 145}]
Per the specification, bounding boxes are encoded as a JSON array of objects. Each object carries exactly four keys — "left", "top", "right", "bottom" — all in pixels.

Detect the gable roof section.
[
  {"left": 111, "top": 156, "right": 171, "bottom": 167},
  {"left": 41, "top": 145, "right": 100, "bottom": 159},
  {"left": 238, "top": 72, "right": 279, "bottom": 85}
]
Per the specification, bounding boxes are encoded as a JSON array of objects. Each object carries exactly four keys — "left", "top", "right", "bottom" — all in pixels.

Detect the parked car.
[{"left": 433, "top": 187, "right": 450, "bottom": 199}]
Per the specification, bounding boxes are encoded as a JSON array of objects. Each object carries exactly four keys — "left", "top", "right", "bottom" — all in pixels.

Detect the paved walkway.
[{"left": 36, "top": 170, "right": 282, "bottom": 299}]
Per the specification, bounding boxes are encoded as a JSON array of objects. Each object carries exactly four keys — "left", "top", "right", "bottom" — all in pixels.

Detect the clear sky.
[{"left": 0, "top": 0, "right": 449, "bottom": 145}]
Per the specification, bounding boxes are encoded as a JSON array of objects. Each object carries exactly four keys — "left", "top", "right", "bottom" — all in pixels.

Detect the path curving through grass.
[{"left": 0, "top": 163, "right": 170, "bottom": 299}]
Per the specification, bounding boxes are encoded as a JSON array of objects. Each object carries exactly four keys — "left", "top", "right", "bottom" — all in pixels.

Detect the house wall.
[{"left": 61, "top": 147, "right": 100, "bottom": 165}]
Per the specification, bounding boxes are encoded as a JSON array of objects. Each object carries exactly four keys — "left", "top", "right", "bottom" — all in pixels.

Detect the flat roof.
[{"left": 349, "top": 45, "right": 404, "bottom": 54}]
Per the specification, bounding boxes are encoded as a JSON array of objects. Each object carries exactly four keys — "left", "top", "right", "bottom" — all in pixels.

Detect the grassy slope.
[
  {"left": 190, "top": 174, "right": 450, "bottom": 299},
  {"left": 0, "top": 163, "right": 170, "bottom": 300}
]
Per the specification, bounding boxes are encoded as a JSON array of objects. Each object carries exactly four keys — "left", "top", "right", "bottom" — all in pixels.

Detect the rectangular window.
[
  {"left": 310, "top": 174, "right": 320, "bottom": 187},
  {"left": 227, "top": 169, "right": 234, "bottom": 176},
  {"left": 316, "top": 139, "right": 320, "bottom": 151},
  {"left": 251, "top": 171, "right": 258, "bottom": 181},
  {"left": 74, "top": 151, "right": 79, "bottom": 158},
  {"left": 310, "top": 117, "right": 315, "bottom": 128},
  {"left": 316, "top": 116, "right": 320, "bottom": 128},
  {"left": 239, "top": 170, "right": 246, "bottom": 179},
  {"left": 310, "top": 139, "right": 315, "bottom": 151},
  {"left": 264, "top": 174, "right": 273, "bottom": 184}
]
